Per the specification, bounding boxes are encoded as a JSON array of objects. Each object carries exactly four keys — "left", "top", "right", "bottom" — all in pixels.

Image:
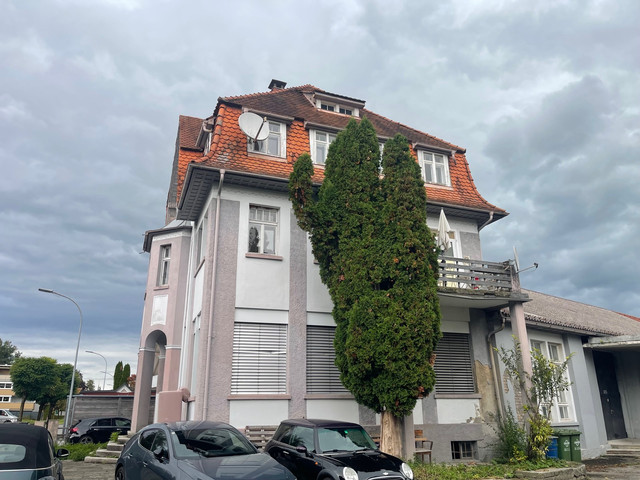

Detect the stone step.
[
  {"left": 606, "top": 449, "right": 640, "bottom": 457},
  {"left": 106, "top": 442, "right": 124, "bottom": 452},
  {"left": 84, "top": 456, "right": 118, "bottom": 464},
  {"left": 609, "top": 443, "right": 640, "bottom": 450},
  {"left": 94, "top": 448, "right": 120, "bottom": 458},
  {"left": 117, "top": 436, "right": 131, "bottom": 445}
]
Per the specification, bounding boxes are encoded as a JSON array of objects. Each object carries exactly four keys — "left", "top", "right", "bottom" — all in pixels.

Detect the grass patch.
[
  {"left": 411, "top": 459, "right": 569, "bottom": 480},
  {"left": 60, "top": 442, "right": 108, "bottom": 461}
]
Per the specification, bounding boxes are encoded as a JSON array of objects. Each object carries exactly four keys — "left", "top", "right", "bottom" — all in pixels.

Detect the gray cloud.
[{"left": 1, "top": 0, "right": 638, "bottom": 386}]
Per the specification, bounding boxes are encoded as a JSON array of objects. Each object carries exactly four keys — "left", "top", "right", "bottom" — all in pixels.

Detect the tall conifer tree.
[{"left": 290, "top": 120, "right": 441, "bottom": 455}]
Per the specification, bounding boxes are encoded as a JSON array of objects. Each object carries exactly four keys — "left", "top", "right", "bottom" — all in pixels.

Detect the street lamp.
[
  {"left": 85, "top": 350, "right": 107, "bottom": 391},
  {"left": 38, "top": 288, "right": 83, "bottom": 440}
]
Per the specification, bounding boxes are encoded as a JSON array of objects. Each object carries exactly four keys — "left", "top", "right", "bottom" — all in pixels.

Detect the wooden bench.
[{"left": 244, "top": 425, "right": 278, "bottom": 451}]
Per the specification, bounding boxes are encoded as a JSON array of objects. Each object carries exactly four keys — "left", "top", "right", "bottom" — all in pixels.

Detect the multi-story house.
[
  {"left": 132, "top": 80, "right": 640, "bottom": 461},
  {"left": 0, "top": 364, "right": 37, "bottom": 419}
]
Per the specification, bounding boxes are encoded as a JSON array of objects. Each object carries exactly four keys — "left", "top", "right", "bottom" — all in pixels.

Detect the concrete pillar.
[
  {"left": 509, "top": 301, "right": 533, "bottom": 387},
  {"left": 132, "top": 347, "right": 155, "bottom": 432}
]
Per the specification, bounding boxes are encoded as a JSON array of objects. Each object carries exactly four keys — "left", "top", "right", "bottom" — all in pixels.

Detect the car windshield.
[
  {"left": 317, "top": 426, "right": 377, "bottom": 453},
  {"left": 170, "top": 427, "right": 257, "bottom": 459}
]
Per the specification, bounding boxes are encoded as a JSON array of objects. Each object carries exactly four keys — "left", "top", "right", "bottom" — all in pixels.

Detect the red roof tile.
[{"left": 173, "top": 84, "right": 506, "bottom": 217}]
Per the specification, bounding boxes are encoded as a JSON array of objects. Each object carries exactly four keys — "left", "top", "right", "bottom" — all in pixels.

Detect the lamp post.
[
  {"left": 38, "top": 288, "right": 83, "bottom": 440},
  {"left": 85, "top": 350, "right": 107, "bottom": 391}
]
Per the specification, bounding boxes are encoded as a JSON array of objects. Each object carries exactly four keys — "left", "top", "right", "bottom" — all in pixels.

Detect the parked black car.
[
  {"left": 0, "top": 423, "right": 68, "bottom": 479},
  {"left": 69, "top": 416, "right": 131, "bottom": 444},
  {"left": 115, "top": 420, "right": 296, "bottom": 480},
  {"left": 265, "top": 418, "right": 414, "bottom": 480}
]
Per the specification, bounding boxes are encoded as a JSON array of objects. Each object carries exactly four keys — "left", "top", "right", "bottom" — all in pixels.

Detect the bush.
[
  {"left": 61, "top": 442, "right": 107, "bottom": 461},
  {"left": 491, "top": 406, "right": 527, "bottom": 463},
  {"left": 410, "top": 459, "right": 568, "bottom": 480},
  {"left": 110, "top": 431, "right": 119, "bottom": 442}
]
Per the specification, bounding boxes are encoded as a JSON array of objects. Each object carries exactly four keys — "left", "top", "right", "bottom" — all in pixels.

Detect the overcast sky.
[{"left": 2, "top": 0, "right": 638, "bottom": 387}]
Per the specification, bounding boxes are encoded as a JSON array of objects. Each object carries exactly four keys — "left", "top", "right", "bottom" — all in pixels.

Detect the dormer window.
[
  {"left": 315, "top": 99, "right": 359, "bottom": 117},
  {"left": 310, "top": 129, "right": 337, "bottom": 165},
  {"left": 250, "top": 120, "right": 286, "bottom": 158},
  {"left": 420, "top": 151, "right": 451, "bottom": 186}
]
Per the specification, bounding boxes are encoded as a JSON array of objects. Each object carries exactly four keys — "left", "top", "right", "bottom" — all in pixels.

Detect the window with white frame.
[
  {"left": 0, "top": 383, "right": 12, "bottom": 389},
  {"left": 431, "top": 228, "right": 458, "bottom": 257},
  {"left": 157, "top": 245, "right": 171, "bottom": 286},
  {"left": 250, "top": 120, "right": 286, "bottom": 158},
  {"left": 231, "top": 322, "right": 287, "bottom": 394},
  {"left": 310, "top": 130, "right": 337, "bottom": 165},
  {"left": 420, "top": 151, "right": 451, "bottom": 186},
  {"left": 0, "top": 396, "right": 10, "bottom": 402},
  {"left": 434, "top": 332, "right": 475, "bottom": 394},
  {"left": 307, "top": 326, "right": 349, "bottom": 394},
  {"left": 530, "top": 339, "right": 574, "bottom": 422},
  {"left": 316, "top": 99, "right": 358, "bottom": 117},
  {"left": 248, "top": 205, "right": 278, "bottom": 255},
  {"left": 195, "top": 214, "right": 207, "bottom": 264}
]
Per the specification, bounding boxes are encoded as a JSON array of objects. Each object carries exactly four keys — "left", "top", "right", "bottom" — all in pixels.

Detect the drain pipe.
[
  {"left": 202, "top": 169, "right": 225, "bottom": 420},
  {"left": 487, "top": 314, "right": 506, "bottom": 415},
  {"left": 478, "top": 211, "right": 494, "bottom": 232}
]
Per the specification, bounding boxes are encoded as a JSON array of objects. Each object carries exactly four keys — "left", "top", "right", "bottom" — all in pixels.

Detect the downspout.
[
  {"left": 487, "top": 314, "right": 506, "bottom": 415},
  {"left": 202, "top": 169, "right": 225, "bottom": 420},
  {"left": 478, "top": 211, "right": 494, "bottom": 231}
]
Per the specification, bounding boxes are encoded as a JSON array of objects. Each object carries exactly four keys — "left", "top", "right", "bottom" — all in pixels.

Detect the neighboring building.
[
  {"left": 132, "top": 80, "right": 640, "bottom": 461},
  {"left": 0, "top": 365, "right": 37, "bottom": 418}
]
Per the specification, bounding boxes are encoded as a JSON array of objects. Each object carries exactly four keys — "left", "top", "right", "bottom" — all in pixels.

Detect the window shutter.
[
  {"left": 434, "top": 332, "right": 475, "bottom": 394},
  {"left": 232, "top": 323, "right": 287, "bottom": 394},
  {"left": 306, "top": 326, "right": 348, "bottom": 394}
]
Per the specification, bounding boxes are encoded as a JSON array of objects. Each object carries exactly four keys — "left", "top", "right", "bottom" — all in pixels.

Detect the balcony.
[{"left": 437, "top": 256, "right": 527, "bottom": 309}]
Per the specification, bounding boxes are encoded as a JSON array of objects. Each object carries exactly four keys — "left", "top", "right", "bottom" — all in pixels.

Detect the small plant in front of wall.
[
  {"left": 110, "top": 431, "right": 119, "bottom": 442},
  {"left": 497, "top": 339, "right": 573, "bottom": 462}
]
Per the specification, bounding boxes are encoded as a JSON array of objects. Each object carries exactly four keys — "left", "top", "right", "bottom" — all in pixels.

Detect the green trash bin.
[
  {"left": 568, "top": 430, "right": 582, "bottom": 462},
  {"left": 554, "top": 430, "right": 572, "bottom": 460}
]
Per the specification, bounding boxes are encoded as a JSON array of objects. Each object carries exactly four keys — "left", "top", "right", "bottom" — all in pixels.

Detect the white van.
[{"left": 0, "top": 409, "right": 18, "bottom": 422}]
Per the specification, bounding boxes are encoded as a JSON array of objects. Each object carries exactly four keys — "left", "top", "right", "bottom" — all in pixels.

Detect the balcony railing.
[{"left": 438, "top": 256, "right": 513, "bottom": 293}]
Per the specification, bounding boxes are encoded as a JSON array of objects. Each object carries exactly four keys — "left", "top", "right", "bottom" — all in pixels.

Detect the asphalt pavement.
[{"left": 62, "top": 460, "right": 115, "bottom": 480}]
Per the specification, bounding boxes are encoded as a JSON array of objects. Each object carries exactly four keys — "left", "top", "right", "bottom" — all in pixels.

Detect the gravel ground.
[{"left": 62, "top": 461, "right": 115, "bottom": 480}]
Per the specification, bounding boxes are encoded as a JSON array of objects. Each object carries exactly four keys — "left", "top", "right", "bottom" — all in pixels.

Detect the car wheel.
[
  {"left": 79, "top": 435, "right": 93, "bottom": 444},
  {"left": 115, "top": 465, "right": 125, "bottom": 480}
]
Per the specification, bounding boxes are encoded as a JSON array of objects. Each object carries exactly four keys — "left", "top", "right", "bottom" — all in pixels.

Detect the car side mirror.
[
  {"left": 56, "top": 448, "right": 70, "bottom": 458},
  {"left": 296, "top": 445, "right": 313, "bottom": 458}
]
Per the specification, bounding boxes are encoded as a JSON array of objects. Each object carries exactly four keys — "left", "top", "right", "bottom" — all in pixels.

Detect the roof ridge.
[
  {"left": 363, "top": 109, "right": 463, "bottom": 152},
  {"left": 222, "top": 84, "right": 320, "bottom": 102}
]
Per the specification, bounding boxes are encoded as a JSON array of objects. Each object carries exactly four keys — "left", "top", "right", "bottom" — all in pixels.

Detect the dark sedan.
[
  {"left": 115, "top": 421, "right": 296, "bottom": 480},
  {"left": 265, "top": 418, "right": 414, "bottom": 480},
  {"left": 0, "top": 423, "right": 68, "bottom": 480},
  {"left": 69, "top": 416, "right": 131, "bottom": 444}
]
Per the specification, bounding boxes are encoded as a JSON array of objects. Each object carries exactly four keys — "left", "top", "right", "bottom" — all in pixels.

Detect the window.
[
  {"left": 250, "top": 121, "right": 285, "bottom": 158},
  {"left": 158, "top": 245, "right": 171, "bottom": 286},
  {"left": 195, "top": 215, "right": 207, "bottom": 264},
  {"left": 0, "top": 396, "right": 10, "bottom": 402},
  {"left": 320, "top": 103, "right": 335, "bottom": 112},
  {"left": 530, "top": 340, "right": 574, "bottom": 421},
  {"left": 434, "top": 332, "right": 475, "bottom": 394},
  {"left": 307, "top": 326, "right": 348, "bottom": 394},
  {"left": 248, "top": 205, "right": 278, "bottom": 255},
  {"left": 0, "top": 383, "right": 12, "bottom": 389},
  {"left": 339, "top": 107, "right": 352, "bottom": 115},
  {"left": 139, "top": 429, "right": 158, "bottom": 451},
  {"left": 231, "top": 322, "right": 287, "bottom": 394},
  {"left": 451, "top": 441, "right": 476, "bottom": 459},
  {"left": 420, "top": 151, "right": 450, "bottom": 186},
  {"left": 310, "top": 130, "right": 337, "bottom": 165},
  {"left": 431, "top": 228, "right": 457, "bottom": 257},
  {"left": 316, "top": 99, "right": 358, "bottom": 117}
]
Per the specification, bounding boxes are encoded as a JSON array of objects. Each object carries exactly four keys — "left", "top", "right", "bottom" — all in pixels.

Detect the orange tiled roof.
[{"left": 173, "top": 84, "right": 506, "bottom": 216}]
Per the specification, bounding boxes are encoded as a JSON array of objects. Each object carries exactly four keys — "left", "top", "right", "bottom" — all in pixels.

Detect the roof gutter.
[
  {"left": 478, "top": 211, "right": 494, "bottom": 231},
  {"left": 202, "top": 169, "right": 225, "bottom": 420}
]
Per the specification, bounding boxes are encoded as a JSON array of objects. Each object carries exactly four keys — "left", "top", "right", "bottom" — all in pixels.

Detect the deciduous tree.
[{"left": 0, "top": 338, "right": 21, "bottom": 364}]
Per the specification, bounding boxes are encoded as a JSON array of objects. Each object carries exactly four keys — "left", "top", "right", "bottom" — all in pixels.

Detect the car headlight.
[
  {"left": 401, "top": 462, "right": 413, "bottom": 479},
  {"left": 343, "top": 466, "right": 359, "bottom": 480}
]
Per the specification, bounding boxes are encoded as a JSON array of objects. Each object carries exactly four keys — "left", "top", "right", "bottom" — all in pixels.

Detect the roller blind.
[
  {"left": 231, "top": 322, "right": 287, "bottom": 394},
  {"left": 434, "top": 332, "right": 475, "bottom": 394},
  {"left": 306, "top": 326, "right": 348, "bottom": 394}
]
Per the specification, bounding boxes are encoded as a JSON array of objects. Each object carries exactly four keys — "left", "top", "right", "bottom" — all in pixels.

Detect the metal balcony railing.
[{"left": 437, "top": 256, "right": 512, "bottom": 293}]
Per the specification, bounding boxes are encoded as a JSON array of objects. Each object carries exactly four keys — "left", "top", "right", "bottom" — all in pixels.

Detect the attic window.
[
  {"left": 316, "top": 99, "right": 358, "bottom": 117},
  {"left": 420, "top": 151, "right": 451, "bottom": 186}
]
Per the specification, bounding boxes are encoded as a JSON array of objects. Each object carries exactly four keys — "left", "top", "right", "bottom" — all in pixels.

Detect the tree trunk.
[
  {"left": 380, "top": 410, "right": 404, "bottom": 458},
  {"left": 37, "top": 403, "right": 44, "bottom": 421},
  {"left": 19, "top": 398, "right": 26, "bottom": 421}
]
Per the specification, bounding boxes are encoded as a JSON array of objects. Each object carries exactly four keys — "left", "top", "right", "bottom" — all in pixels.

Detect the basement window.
[{"left": 451, "top": 441, "right": 476, "bottom": 460}]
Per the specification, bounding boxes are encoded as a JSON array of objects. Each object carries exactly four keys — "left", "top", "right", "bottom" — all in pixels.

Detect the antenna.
[
  {"left": 238, "top": 112, "right": 269, "bottom": 142},
  {"left": 513, "top": 246, "right": 538, "bottom": 274}
]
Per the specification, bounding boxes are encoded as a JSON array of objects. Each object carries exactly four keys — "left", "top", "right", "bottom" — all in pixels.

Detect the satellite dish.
[
  {"left": 238, "top": 112, "right": 269, "bottom": 141},
  {"left": 513, "top": 246, "right": 521, "bottom": 272}
]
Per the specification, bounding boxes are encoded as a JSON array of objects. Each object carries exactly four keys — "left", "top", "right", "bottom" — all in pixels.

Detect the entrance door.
[{"left": 593, "top": 351, "right": 627, "bottom": 440}]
